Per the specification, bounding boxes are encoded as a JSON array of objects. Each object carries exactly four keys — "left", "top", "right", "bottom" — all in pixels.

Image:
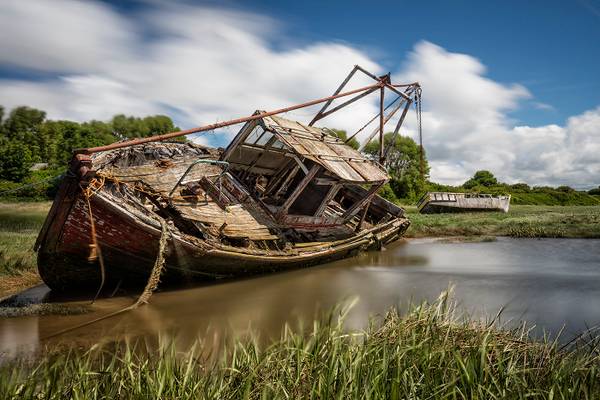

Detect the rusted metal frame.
[
  {"left": 382, "top": 98, "right": 413, "bottom": 163},
  {"left": 359, "top": 97, "right": 409, "bottom": 151},
  {"left": 79, "top": 83, "right": 381, "bottom": 154},
  {"left": 315, "top": 183, "right": 342, "bottom": 217},
  {"left": 392, "top": 83, "right": 420, "bottom": 88},
  {"left": 342, "top": 182, "right": 385, "bottom": 221},
  {"left": 345, "top": 94, "right": 402, "bottom": 145},
  {"left": 310, "top": 86, "right": 380, "bottom": 124},
  {"left": 383, "top": 82, "right": 411, "bottom": 101},
  {"left": 308, "top": 65, "right": 359, "bottom": 126},
  {"left": 379, "top": 86, "right": 385, "bottom": 162},
  {"left": 276, "top": 164, "right": 320, "bottom": 219},
  {"left": 355, "top": 65, "right": 381, "bottom": 81}
]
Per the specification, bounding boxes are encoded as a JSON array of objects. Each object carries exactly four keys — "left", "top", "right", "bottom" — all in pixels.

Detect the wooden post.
[
  {"left": 273, "top": 164, "right": 300, "bottom": 200},
  {"left": 315, "top": 183, "right": 341, "bottom": 217},
  {"left": 276, "top": 164, "right": 320, "bottom": 219},
  {"left": 342, "top": 182, "right": 384, "bottom": 221},
  {"left": 355, "top": 200, "right": 371, "bottom": 232}
]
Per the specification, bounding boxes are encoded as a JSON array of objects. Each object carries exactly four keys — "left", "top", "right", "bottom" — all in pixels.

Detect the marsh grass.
[
  {"left": 1, "top": 291, "right": 599, "bottom": 399},
  {"left": 0, "top": 202, "right": 50, "bottom": 296},
  {"left": 405, "top": 205, "right": 600, "bottom": 238}
]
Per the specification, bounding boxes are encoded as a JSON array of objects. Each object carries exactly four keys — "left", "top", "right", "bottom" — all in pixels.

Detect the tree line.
[{"left": 0, "top": 104, "right": 598, "bottom": 205}]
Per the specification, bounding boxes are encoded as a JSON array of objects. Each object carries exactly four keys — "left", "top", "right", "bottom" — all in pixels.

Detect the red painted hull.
[{"left": 36, "top": 179, "right": 409, "bottom": 292}]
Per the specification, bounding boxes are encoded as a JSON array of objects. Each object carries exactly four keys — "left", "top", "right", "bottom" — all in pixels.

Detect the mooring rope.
[
  {"left": 81, "top": 177, "right": 108, "bottom": 304},
  {"left": 129, "top": 218, "right": 170, "bottom": 308},
  {"left": 41, "top": 212, "right": 171, "bottom": 341}
]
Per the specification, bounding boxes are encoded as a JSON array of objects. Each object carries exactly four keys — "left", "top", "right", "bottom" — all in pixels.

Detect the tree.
[
  {"left": 589, "top": 186, "right": 600, "bottom": 196},
  {"left": 510, "top": 183, "right": 530, "bottom": 192},
  {"left": 0, "top": 140, "right": 33, "bottom": 182},
  {"left": 556, "top": 185, "right": 575, "bottom": 193},
  {"left": 111, "top": 114, "right": 180, "bottom": 139},
  {"left": 463, "top": 170, "right": 498, "bottom": 189},
  {"left": 364, "top": 133, "right": 429, "bottom": 200},
  {"left": 3, "top": 106, "right": 46, "bottom": 163},
  {"left": 328, "top": 128, "right": 359, "bottom": 150}
]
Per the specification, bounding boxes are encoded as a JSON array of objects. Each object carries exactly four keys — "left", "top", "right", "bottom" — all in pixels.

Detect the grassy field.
[
  {"left": 1, "top": 292, "right": 599, "bottom": 399},
  {"left": 0, "top": 202, "right": 49, "bottom": 298},
  {"left": 404, "top": 205, "right": 600, "bottom": 239}
]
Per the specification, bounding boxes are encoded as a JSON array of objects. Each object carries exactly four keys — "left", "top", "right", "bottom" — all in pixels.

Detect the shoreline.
[{"left": 2, "top": 202, "right": 600, "bottom": 298}]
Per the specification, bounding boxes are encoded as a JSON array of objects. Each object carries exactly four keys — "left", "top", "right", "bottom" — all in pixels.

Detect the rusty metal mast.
[{"left": 79, "top": 66, "right": 422, "bottom": 165}]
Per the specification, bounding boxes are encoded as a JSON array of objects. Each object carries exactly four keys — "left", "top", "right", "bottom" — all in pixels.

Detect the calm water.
[{"left": 2, "top": 238, "right": 600, "bottom": 357}]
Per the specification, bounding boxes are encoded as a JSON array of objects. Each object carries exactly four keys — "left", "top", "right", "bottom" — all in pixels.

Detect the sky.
[{"left": 0, "top": 0, "right": 599, "bottom": 188}]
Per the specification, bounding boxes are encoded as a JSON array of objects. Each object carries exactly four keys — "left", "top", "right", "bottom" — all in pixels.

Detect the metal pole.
[
  {"left": 77, "top": 83, "right": 380, "bottom": 154},
  {"left": 308, "top": 65, "right": 358, "bottom": 126},
  {"left": 379, "top": 86, "right": 385, "bottom": 163}
]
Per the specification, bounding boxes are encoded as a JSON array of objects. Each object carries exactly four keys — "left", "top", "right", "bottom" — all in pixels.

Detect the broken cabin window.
[
  {"left": 272, "top": 139, "right": 286, "bottom": 149},
  {"left": 255, "top": 131, "right": 274, "bottom": 146},
  {"left": 245, "top": 125, "right": 265, "bottom": 145}
]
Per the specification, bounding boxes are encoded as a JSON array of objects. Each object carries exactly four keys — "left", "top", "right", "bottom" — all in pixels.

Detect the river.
[{"left": 1, "top": 237, "right": 600, "bottom": 358}]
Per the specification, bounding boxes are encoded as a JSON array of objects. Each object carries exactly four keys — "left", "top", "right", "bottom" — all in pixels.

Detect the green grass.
[
  {"left": 0, "top": 202, "right": 50, "bottom": 296},
  {"left": 404, "top": 205, "right": 600, "bottom": 238},
  {"left": 1, "top": 292, "right": 599, "bottom": 399}
]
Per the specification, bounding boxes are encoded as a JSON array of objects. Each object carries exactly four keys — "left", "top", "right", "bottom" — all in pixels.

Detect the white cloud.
[
  {"left": 0, "top": 2, "right": 380, "bottom": 142},
  {"left": 394, "top": 41, "right": 600, "bottom": 188},
  {"left": 0, "top": 2, "right": 598, "bottom": 188},
  {"left": 0, "top": 0, "right": 134, "bottom": 72},
  {"left": 533, "top": 101, "right": 555, "bottom": 111}
]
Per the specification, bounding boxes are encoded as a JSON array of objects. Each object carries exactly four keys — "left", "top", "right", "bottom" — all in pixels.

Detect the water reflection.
[{"left": 1, "top": 238, "right": 600, "bottom": 357}]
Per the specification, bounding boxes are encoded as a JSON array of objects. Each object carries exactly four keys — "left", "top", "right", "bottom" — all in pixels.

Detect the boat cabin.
[{"left": 221, "top": 112, "right": 390, "bottom": 227}]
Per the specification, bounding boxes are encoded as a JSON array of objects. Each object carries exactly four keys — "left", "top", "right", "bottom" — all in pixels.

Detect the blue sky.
[
  {"left": 102, "top": 0, "right": 600, "bottom": 127},
  {"left": 1, "top": 0, "right": 599, "bottom": 187},
  {"left": 252, "top": 0, "right": 599, "bottom": 123}
]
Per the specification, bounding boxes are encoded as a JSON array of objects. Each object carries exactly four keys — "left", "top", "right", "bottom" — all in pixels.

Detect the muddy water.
[{"left": 2, "top": 238, "right": 600, "bottom": 357}]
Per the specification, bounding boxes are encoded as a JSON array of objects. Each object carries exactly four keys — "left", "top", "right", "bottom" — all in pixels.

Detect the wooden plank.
[
  {"left": 315, "top": 183, "right": 341, "bottom": 217},
  {"left": 342, "top": 182, "right": 384, "bottom": 221},
  {"left": 277, "top": 164, "right": 320, "bottom": 218}
]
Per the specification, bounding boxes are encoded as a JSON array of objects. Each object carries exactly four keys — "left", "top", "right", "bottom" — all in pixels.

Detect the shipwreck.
[
  {"left": 35, "top": 66, "right": 423, "bottom": 292},
  {"left": 417, "top": 192, "right": 511, "bottom": 214}
]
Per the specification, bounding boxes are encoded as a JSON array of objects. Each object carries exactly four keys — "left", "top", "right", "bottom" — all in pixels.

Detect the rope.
[
  {"left": 130, "top": 219, "right": 170, "bottom": 308},
  {"left": 84, "top": 193, "right": 106, "bottom": 304},
  {"left": 0, "top": 174, "right": 64, "bottom": 196},
  {"left": 81, "top": 177, "right": 107, "bottom": 304},
  {"left": 41, "top": 217, "right": 171, "bottom": 341}
]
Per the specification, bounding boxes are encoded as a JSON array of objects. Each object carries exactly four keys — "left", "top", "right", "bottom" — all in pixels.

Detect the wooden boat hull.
[
  {"left": 37, "top": 175, "right": 409, "bottom": 292},
  {"left": 417, "top": 192, "right": 510, "bottom": 214}
]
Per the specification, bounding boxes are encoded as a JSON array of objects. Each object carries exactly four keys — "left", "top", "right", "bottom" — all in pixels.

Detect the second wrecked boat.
[
  {"left": 35, "top": 67, "right": 422, "bottom": 291},
  {"left": 417, "top": 192, "right": 511, "bottom": 214}
]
